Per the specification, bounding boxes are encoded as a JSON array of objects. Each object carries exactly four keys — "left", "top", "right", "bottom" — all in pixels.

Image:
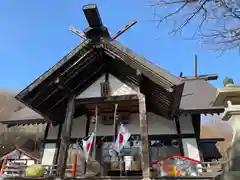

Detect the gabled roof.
[
  {"left": 15, "top": 6, "right": 184, "bottom": 122},
  {"left": 179, "top": 79, "right": 224, "bottom": 114},
  {"left": 15, "top": 39, "right": 184, "bottom": 122},
  {"left": 102, "top": 40, "right": 182, "bottom": 89},
  {"left": 0, "top": 139, "right": 40, "bottom": 161},
  {"left": 0, "top": 107, "right": 44, "bottom": 126}
]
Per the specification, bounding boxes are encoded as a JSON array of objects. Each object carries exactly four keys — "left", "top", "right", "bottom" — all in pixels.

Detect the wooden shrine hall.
[{"left": 9, "top": 4, "right": 225, "bottom": 179}]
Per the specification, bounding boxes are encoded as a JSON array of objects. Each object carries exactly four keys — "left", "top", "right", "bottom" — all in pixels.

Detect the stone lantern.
[{"left": 212, "top": 77, "right": 240, "bottom": 179}]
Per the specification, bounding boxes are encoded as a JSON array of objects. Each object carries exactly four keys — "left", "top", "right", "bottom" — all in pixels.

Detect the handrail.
[
  {"left": 1, "top": 160, "right": 227, "bottom": 179},
  {"left": 1, "top": 176, "right": 217, "bottom": 179}
]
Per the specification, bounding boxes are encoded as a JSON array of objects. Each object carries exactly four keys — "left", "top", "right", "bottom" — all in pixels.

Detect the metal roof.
[
  {"left": 179, "top": 79, "right": 224, "bottom": 114},
  {"left": 1, "top": 107, "right": 44, "bottom": 126}
]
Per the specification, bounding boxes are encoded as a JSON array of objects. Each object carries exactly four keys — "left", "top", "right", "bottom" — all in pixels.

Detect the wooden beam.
[
  {"left": 179, "top": 107, "right": 224, "bottom": 115},
  {"left": 112, "top": 19, "right": 137, "bottom": 40},
  {"left": 70, "top": 26, "right": 86, "bottom": 40},
  {"left": 75, "top": 95, "right": 138, "bottom": 105},
  {"left": 54, "top": 123, "right": 63, "bottom": 165},
  {"left": 181, "top": 74, "right": 218, "bottom": 81},
  {"left": 171, "top": 83, "right": 185, "bottom": 116},
  {"left": 83, "top": 4, "right": 103, "bottom": 28},
  {"left": 174, "top": 116, "right": 184, "bottom": 155},
  {"left": 195, "top": 54, "right": 198, "bottom": 77},
  {"left": 138, "top": 90, "right": 150, "bottom": 178},
  {"left": 56, "top": 96, "right": 75, "bottom": 177}
]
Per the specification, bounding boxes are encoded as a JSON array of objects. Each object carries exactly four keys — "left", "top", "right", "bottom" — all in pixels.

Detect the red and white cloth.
[
  {"left": 82, "top": 132, "right": 95, "bottom": 162},
  {"left": 113, "top": 124, "right": 131, "bottom": 153}
]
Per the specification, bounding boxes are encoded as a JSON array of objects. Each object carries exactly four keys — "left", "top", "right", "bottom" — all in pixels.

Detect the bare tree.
[{"left": 148, "top": 0, "right": 240, "bottom": 52}]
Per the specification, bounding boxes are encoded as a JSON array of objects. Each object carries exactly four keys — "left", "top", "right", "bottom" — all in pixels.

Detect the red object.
[
  {"left": 119, "top": 134, "right": 124, "bottom": 143},
  {"left": 151, "top": 154, "right": 201, "bottom": 164},
  {"left": 113, "top": 124, "right": 131, "bottom": 153},
  {"left": 162, "top": 163, "right": 172, "bottom": 172},
  {"left": 86, "top": 142, "right": 92, "bottom": 151},
  {"left": 82, "top": 132, "right": 95, "bottom": 162},
  {"left": 0, "top": 157, "right": 7, "bottom": 176},
  {"left": 72, "top": 151, "right": 78, "bottom": 177}
]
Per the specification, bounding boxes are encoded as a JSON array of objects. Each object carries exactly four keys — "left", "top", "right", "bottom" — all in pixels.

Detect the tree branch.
[{"left": 148, "top": 0, "right": 240, "bottom": 52}]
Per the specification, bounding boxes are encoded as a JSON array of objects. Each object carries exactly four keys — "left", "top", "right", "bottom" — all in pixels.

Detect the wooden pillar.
[
  {"left": 138, "top": 91, "right": 150, "bottom": 178},
  {"left": 56, "top": 96, "right": 75, "bottom": 177}
]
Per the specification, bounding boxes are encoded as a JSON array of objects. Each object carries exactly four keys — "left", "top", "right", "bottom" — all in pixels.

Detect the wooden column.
[
  {"left": 138, "top": 91, "right": 150, "bottom": 178},
  {"left": 56, "top": 96, "right": 75, "bottom": 177}
]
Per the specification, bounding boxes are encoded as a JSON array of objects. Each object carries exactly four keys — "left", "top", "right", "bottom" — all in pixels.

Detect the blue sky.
[{"left": 0, "top": 0, "right": 239, "bottom": 90}]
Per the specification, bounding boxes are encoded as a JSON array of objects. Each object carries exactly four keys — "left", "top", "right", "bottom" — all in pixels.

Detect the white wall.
[
  {"left": 89, "top": 119, "right": 114, "bottom": 136},
  {"left": 19, "top": 154, "right": 35, "bottom": 166},
  {"left": 46, "top": 115, "right": 88, "bottom": 139},
  {"left": 20, "top": 154, "right": 30, "bottom": 160},
  {"left": 71, "top": 115, "right": 87, "bottom": 138},
  {"left": 88, "top": 112, "right": 178, "bottom": 136},
  {"left": 76, "top": 73, "right": 198, "bottom": 136},
  {"left": 77, "top": 74, "right": 137, "bottom": 99},
  {"left": 179, "top": 115, "right": 195, "bottom": 134},
  {"left": 147, "top": 113, "right": 177, "bottom": 135},
  {"left": 182, "top": 138, "right": 201, "bottom": 161},
  {"left": 46, "top": 114, "right": 193, "bottom": 138},
  {"left": 47, "top": 124, "right": 59, "bottom": 140},
  {"left": 180, "top": 115, "right": 199, "bottom": 161},
  {"left": 76, "top": 73, "right": 197, "bottom": 136},
  {"left": 41, "top": 143, "right": 57, "bottom": 165}
]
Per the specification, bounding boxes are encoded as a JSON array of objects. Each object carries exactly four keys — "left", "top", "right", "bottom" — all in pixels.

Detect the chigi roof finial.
[
  {"left": 69, "top": 4, "right": 137, "bottom": 41},
  {"left": 180, "top": 54, "right": 218, "bottom": 81},
  {"left": 194, "top": 54, "right": 198, "bottom": 77}
]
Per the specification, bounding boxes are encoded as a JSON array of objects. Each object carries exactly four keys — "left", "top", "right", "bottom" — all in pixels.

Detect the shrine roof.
[
  {"left": 0, "top": 106, "right": 44, "bottom": 127},
  {"left": 13, "top": 5, "right": 184, "bottom": 123},
  {"left": 1, "top": 79, "right": 224, "bottom": 126},
  {"left": 0, "top": 139, "right": 40, "bottom": 160},
  {"left": 2, "top": 4, "right": 224, "bottom": 126},
  {"left": 179, "top": 79, "right": 224, "bottom": 114}
]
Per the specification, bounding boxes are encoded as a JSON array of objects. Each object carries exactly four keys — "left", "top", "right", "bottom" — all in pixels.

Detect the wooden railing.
[{"left": 1, "top": 161, "right": 226, "bottom": 179}]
